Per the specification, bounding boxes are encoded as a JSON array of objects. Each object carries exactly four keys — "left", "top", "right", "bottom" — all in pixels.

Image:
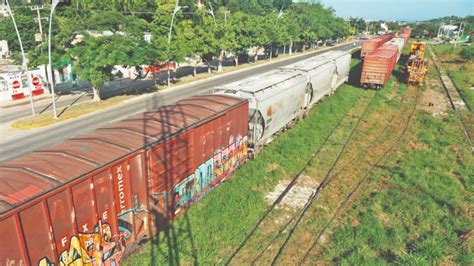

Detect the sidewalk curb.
[{"left": 0, "top": 94, "right": 52, "bottom": 109}]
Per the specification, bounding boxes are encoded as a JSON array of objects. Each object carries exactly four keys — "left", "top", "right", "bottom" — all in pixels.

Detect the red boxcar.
[
  {"left": 377, "top": 45, "right": 399, "bottom": 68},
  {"left": 0, "top": 95, "right": 248, "bottom": 265},
  {"left": 361, "top": 38, "right": 383, "bottom": 58},
  {"left": 399, "top": 33, "right": 409, "bottom": 46},
  {"left": 360, "top": 44, "right": 399, "bottom": 89},
  {"left": 399, "top": 28, "right": 412, "bottom": 38},
  {"left": 360, "top": 33, "right": 395, "bottom": 58},
  {"left": 377, "top": 33, "right": 395, "bottom": 44}
]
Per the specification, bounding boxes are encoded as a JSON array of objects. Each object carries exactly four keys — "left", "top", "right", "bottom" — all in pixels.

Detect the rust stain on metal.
[{"left": 267, "top": 106, "right": 273, "bottom": 116}]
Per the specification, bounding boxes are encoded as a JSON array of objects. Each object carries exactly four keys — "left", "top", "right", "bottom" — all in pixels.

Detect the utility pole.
[
  {"left": 453, "top": 22, "right": 463, "bottom": 49},
  {"left": 270, "top": 8, "right": 285, "bottom": 62},
  {"left": 167, "top": 1, "right": 187, "bottom": 86},
  {"left": 5, "top": 0, "right": 36, "bottom": 116},
  {"left": 30, "top": 5, "right": 44, "bottom": 37},
  {"left": 48, "top": 0, "right": 60, "bottom": 119},
  {"left": 208, "top": 2, "right": 216, "bottom": 25},
  {"left": 223, "top": 10, "right": 230, "bottom": 24}
]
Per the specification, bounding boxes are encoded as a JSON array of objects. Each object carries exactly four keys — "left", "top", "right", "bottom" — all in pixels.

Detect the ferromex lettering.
[{"left": 116, "top": 165, "right": 127, "bottom": 213}]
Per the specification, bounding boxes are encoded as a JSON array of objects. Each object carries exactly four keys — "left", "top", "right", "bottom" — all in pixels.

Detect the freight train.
[
  {"left": 215, "top": 50, "right": 351, "bottom": 150},
  {"left": 0, "top": 50, "right": 352, "bottom": 265},
  {"left": 360, "top": 29, "right": 412, "bottom": 89}
]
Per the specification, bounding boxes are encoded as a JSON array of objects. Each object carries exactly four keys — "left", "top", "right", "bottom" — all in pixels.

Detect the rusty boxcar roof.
[{"left": 0, "top": 95, "right": 246, "bottom": 215}]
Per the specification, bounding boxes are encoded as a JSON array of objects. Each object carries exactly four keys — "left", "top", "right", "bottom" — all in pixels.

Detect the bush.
[{"left": 459, "top": 45, "right": 474, "bottom": 60}]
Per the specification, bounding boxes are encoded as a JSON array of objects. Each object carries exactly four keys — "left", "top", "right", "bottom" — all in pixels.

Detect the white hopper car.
[
  {"left": 281, "top": 50, "right": 352, "bottom": 106},
  {"left": 215, "top": 69, "right": 308, "bottom": 146},
  {"left": 214, "top": 50, "right": 352, "bottom": 152},
  {"left": 387, "top": 37, "right": 405, "bottom": 61},
  {"left": 322, "top": 50, "right": 352, "bottom": 89}
]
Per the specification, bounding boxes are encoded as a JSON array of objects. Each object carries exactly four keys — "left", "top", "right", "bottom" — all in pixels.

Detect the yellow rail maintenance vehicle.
[{"left": 407, "top": 41, "right": 428, "bottom": 84}]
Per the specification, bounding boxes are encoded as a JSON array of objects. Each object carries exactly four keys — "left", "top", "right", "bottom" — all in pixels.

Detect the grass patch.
[
  {"left": 11, "top": 95, "right": 131, "bottom": 129},
  {"left": 125, "top": 69, "right": 366, "bottom": 265},
  {"left": 319, "top": 110, "right": 473, "bottom": 265}
]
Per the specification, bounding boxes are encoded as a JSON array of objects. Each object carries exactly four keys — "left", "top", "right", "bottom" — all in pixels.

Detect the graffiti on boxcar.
[
  {"left": 213, "top": 135, "right": 248, "bottom": 180},
  {"left": 170, "top": 135, "right": 248, "bottom": 211},
  {"left": 116, "top": 204, "right": 148, "bottom": 242},
  {"left": 194, "top": 158, "right": 214, "bottom": 193},
  {"left": 38, "top": 220, "right": 125, "bottom": 266}
]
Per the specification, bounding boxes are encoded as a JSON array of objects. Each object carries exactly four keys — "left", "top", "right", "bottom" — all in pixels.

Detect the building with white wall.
[
  {"left": 0, "top": 0, "right": 8, "bottom": 17},
  {"left": 0, "top": 40, "right": 9, "bottom": 59}
]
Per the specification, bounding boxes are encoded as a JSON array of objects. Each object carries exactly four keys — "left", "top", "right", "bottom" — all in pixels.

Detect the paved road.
[
  {"left": 0, "top": 78, "right": 155, "bottom": 123},
  {"left": 0, "top": 59, "right": 255, "bottom": 123},
  {"left": 0, "top": 43, "right": 359, "bottom": 162}
]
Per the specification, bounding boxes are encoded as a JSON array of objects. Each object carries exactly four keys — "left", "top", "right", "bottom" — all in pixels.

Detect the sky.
[{"left": 318, "top": 0, "right": 473, "bottom": 21}]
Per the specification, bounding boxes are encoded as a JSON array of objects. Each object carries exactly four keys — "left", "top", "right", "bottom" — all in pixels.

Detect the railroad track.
[
  {"left": 299, "top": 85, "right": 421, "bottom": 264},
  {"left": 269, "top": 83, "right": 420, "bottom": 265},
  {"left": 428, "top": 46, "right": 473, "bottom": 150},
  {"left": 238, "top": 82, "right": 417, "bottom": 265},
  {"left": 248, "top": 85, "right": 406, "bottom": 264},
  {"left": 243, "top": 82, "right": 418, "bottom": 264},
  {"left": 225, "top": 88, "right": 381, "bottom": 265},
  {"left": 224, "top": 89, "right": 372, "bottom": 264},
  {"left": 268, "top": 88, "right": 383, "bottom": 265}
]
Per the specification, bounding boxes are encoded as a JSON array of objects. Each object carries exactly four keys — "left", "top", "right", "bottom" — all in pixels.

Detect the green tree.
[
  {"left": 349, "top": 17, "right": 366, "bottom": 34},
  {"left": 70, "top": 0, "right": 156, "bottom": 13},
  {"left": 68, "top": 35, "right": 156, "bottom": 101},
  {"left": 192, "top": 10, "right": 220, "bottom": 72},
  {"left": 0, "top": 8, "right": 41, "bottom": 61},
  {"left": 216, "top": 11, "right": 256, "bottom": 65},
  {"left": 262, "top": 12, "right": 290, "bottom": 59}
]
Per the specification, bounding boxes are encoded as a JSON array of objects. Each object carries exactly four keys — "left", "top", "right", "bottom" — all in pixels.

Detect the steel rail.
[{"left": 270, "top": 88, "right": 379, "bottom": 265}]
